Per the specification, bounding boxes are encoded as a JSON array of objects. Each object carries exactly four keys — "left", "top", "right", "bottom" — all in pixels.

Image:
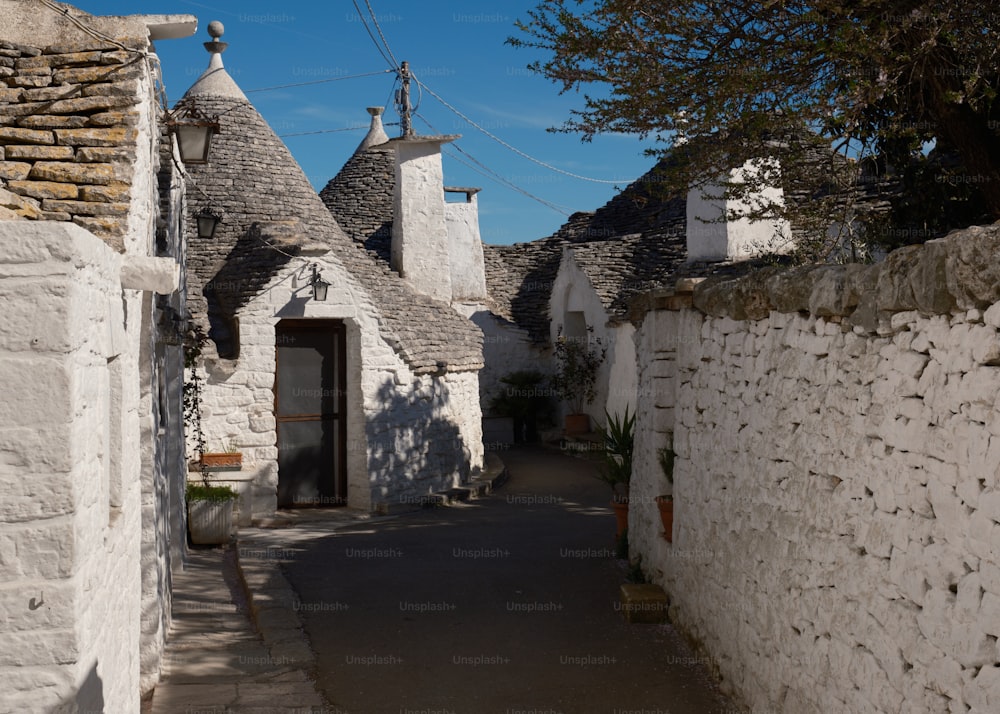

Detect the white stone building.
[
  {"left": 0, "top": 2, "right": 194, "bottom": 711},
  {"left": 478, "top": 159, "right": 786, "bottom": 434},
  {"left": 180, "top": 28, "right": 485, "bottom": 517}
]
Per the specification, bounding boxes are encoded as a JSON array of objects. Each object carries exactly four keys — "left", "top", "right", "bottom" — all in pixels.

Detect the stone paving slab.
[{"left": 142, "top": 548, "right": 328, "bottom": 714}]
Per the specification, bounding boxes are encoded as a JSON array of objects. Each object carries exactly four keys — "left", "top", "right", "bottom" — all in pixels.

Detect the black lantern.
[
  {"left": 311, "top": 264, "right": 330, "bottom": 301},
  {"left": 195, "top": 207, "right": 222, "bottom": 239},
  {"left": 167, "top": 103, "right": 220, "bottom": 164}
]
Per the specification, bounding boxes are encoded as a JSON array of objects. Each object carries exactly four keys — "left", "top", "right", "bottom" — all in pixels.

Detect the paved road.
[{"left": 282, "top": 445, "right": 736, "bottom": 714}]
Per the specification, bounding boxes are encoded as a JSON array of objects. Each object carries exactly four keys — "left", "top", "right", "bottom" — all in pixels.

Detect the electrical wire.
[
  {"left": 280, "top": 122, "right": 399, "bottom": 138},
  {"left": 245, "top": 69, "right": 394, "bottom": 94},
  {"left": 352, "top": 0, "right": 397, "bottom": 70},
  {"left": 415, "top": 112, "right": 572, "bottom": 216},
  {"left": 416, "top": 77, "right": 637, "bottom": 185},
  {"left": 364, "top": 0, "right": 400, "bottom": 69}
]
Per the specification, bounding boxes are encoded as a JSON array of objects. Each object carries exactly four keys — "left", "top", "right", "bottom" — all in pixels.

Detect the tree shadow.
[{"left": 366, "top": 375, "right": 475, "bottom": 508}]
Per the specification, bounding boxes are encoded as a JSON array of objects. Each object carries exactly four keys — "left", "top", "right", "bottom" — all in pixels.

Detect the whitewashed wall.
[
  {"left": 197, "top": 252, "right": 484, "bottom": 516},
  {"left": 631, "top": 231, "right": 1000, "bottom": 712},
  {"left": 550, "top": 249, "right": 639, "bottom": 429},
  {"left": 445, "top": 191, "right": 488, "bottom": 302},
  {"left": 0, "top": 223, "right": 146, "bottom": 713}
]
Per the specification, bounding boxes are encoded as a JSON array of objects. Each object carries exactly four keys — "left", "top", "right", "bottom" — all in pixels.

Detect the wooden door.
[{"left": 275, "top": 320, "right": 347, "bottom": 507}]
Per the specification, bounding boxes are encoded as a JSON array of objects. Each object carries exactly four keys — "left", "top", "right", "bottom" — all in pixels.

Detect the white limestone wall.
[
  {"left": 0, "top": 223, "right": 144, "bottom": 713},
  {"left": 197, "top": 254, "right": 484, "bottom": 516},
  {"left": 686, "top": 159, "right": 793, "bottom": 261},
  {"left": 445, "top": 194, "right": 488, "bottom": 302},
  {"left": 631, "top": 299, "right": 1000, "bottom": 713},
  {"left": 459, "top": 305, "right": 549, "bottom": 414},
  {"left": 392, "top": 138, "right": 454, "bottom": 303}
]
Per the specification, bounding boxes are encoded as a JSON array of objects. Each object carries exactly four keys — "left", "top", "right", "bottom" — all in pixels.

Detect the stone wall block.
[
  {"left": 4, "top": 145, "right": 73, "bottom": 160},
  {"left": 944, "top": 224, "right": 1000, "bottom": 310},
  {"left": 765, "top": 264, "right": 822, "bottom": 313},
  {"left": 29, "top": 161, "right": 114, "bottom": 185},
  {"left": 910, "top": 239, "right": 956, "bottom": 315},
  {"left": 55, "top": 127, "right": 135, "bottom": 147},
  {"left": 17, "top": 115, "right": 89, "bottom": 129},
  {"left": 42, "top": 199, "right": 127, "bottom": 216},
  {"left": 0, "top": 127, "right": 53, "bottom": 145},
  {"left": 6, "top": 180, "right": 77, "bottom": 200},
  {"left": 51, "top": 65, "right": 123, "bottom": 84}
]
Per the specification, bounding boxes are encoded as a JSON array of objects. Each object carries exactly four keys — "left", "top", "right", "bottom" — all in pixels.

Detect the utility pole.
[{"left": 397, "top": 61, "right": 413, "bottom": 137}]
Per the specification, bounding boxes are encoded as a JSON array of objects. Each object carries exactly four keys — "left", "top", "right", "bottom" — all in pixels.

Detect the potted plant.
[
  {"left": 185, "top": 480, "right": 238, "bottom": 545},
  {"left": 183, "top": 322, "right": 237, "bottom": 544},
  {"left": 656, "top": 435, "right": 676, "bottom": 543},
  {"left": 551, "top": 326, "right": 607, "bottom": 435},
  {"left": 488, "top": 370, "right": 554, "bottom": 442},
  {"left": 595, "top": 406, "right": 635, "bottom": 538},
  {"left": 200, "top": 439, "right": 242, "bottom": 470}
]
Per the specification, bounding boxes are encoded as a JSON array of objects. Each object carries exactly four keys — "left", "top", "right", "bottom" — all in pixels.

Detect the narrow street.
[{"left": 282, "top": 446, "right": 736, "bottom": 714}]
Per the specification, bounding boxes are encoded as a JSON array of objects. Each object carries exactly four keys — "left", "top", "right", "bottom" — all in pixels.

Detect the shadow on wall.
[
  {"left": 48, "top": 661, "right": 103, "bottom": 714},
  {"left": 367, "top": 376, "right": 473, "bottom": 508},
  {"left": 204, "top": 223, "right": 298, "bottom": 359}
]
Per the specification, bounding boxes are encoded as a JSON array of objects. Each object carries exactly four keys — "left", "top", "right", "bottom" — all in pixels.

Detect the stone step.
[{"left": 620, "top": 583, "right": 670, "bottom": 624}]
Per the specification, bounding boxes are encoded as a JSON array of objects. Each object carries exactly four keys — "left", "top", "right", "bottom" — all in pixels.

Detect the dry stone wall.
[
  {"left": 631, "top": 223, "right": 1000, "bottom": 713},
  {"left": 0, "top": 37, "right": 145, "bottom": 249}
]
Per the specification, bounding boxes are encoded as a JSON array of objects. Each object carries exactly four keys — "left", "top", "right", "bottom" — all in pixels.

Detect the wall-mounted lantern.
[
  {"left": 167, "top": 102, "right": 219, "bottom": 164},
  {"left": 311, "top": 264, "right": 330, "bottom": 301},
  {"left": 195, "top": 207, "right": 222, "bottom": 239}
]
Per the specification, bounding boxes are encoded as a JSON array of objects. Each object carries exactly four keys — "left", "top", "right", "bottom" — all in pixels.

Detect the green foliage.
[
  {"left": 595, "top": 406, "right": 635, "bottom": 501},
  {"left": 185, "top": 482, "right": 237, "bottom": 502},
  {"left": 183, "top": 322, "right": 210, "bottom": 483},
  {"left": 488, "top": 370, "right": 555, "bottom": 441},
  {"left": 510, "top": 1, "right": 1000, "bottom": 256},
  {"left": 551, "top": 326, "right": 607, "bottom": 413}
]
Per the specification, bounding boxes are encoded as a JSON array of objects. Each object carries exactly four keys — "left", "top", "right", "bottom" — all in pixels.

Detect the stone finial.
[
  {"left": 356, "top": 106, "right": 390, "bottom": 153},
  {"left": 183, "top": 19, "right": 246, "bottom": 100},
  {"left": 204, "top": 20, "right": 228, "bottom": 54}
]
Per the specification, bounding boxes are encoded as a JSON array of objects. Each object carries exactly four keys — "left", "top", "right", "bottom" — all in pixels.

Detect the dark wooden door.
[{"left": 275, "top": 320, "right": 347, "bottom": 507}]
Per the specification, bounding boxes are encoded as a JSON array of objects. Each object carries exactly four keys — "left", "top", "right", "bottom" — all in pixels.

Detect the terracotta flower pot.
[
  {"left": 656, "top": 495, "right": 673, "bottom": 543},
  {"left": 611, "top": 498, "right": 629, "bottom": 537},
  {"left": 564, "top": 413, "right": 590, "bottom": 435},
  {"left": 201, "top": 452, "right": 242, "bottom": 469}
]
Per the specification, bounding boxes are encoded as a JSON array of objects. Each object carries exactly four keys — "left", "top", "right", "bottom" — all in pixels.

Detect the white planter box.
[{"left": 187, "top": 498, "right": 235, "bottom": 545}]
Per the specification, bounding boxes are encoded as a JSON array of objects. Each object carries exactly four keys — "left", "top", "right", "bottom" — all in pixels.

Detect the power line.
[
  {"left": 352, "top": 0, "right": 397, "bottom": 70},
  {"left": 415, "top": 77, "right": 637, "bottom": 186},
  {"left": 280, "top": 122, "right": 399, "bottom": 138},
  {"left": 364, "top": 0, "right": 400, "bottom": 69},
  {"left": 415, "top": 112, "right": 571, "bottom": 216},
  {"left": 245, "top": 69, "right": 394, "bottom": 94}
]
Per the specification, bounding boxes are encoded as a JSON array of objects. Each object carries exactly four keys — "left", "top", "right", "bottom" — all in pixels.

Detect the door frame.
[{"left": 274, "top": 318, "right": 348, "bottom": 507}]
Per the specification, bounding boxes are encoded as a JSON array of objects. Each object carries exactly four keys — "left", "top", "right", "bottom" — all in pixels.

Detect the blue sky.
[{"left": 88, "top": 0, "right": 660, "bottom": 245}]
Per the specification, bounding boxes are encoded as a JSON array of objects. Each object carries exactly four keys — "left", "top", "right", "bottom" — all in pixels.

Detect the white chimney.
[
  {"left": 686, "top": 157, "right": 793, "bottom": 261},
  {"left": 390, "top": 134, "right": 459, "bottom": 303},
  {"left": 444, "top": 187, "right": 488, "bottom": 303}
]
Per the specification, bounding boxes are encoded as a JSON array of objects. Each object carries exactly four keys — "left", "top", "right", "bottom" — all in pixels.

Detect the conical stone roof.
[{"left": 180, "top": 24, "right": 482, "bottom": 373}]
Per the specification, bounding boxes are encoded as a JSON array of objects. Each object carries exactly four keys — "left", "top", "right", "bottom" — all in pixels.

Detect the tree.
[{"left": 509, "top": 1, "right": 999, "bottom": 259}]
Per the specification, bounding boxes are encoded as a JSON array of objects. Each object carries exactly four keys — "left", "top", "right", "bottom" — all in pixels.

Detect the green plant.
[
  {"left": 185, "top": 482, "right": 237, "bottom": 502},
  {"left": 183, "top": 321, "right": 208, "bottom": 480},
  {"left": 551, "top": 326, "right": 607, "bottom": 414},
  {"left": 488, "top": 370, "right": 555, "bottom": 442},
  {"left": 595, "top": 406, "right": 635, "bottom": 502},
  {"left": 214, "top": 439, "right": 240, "bottom": 455}
]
